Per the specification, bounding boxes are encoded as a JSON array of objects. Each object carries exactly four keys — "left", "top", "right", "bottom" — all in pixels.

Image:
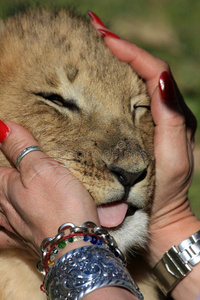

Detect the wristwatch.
[{"left": 151, "top": 230, "right": 200, "bottom": 296}]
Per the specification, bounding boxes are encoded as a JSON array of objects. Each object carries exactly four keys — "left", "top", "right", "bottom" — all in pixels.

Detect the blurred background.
[{"left": 0, "top": 0, "right": 199, "bottom": 218}]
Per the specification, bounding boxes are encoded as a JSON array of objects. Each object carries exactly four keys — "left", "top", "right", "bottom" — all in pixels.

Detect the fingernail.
[
  {"left": 98, "top": 29, "right": 120, "bottom": 39},
  {"left": 0, "top": 120, "right": 10, "bottom": 143},
  {"left": 88, "top": 11, "right": 106, "bottom": 28},
  {"left": 159, "top": 71, "right": 176, "bottom": 102}
]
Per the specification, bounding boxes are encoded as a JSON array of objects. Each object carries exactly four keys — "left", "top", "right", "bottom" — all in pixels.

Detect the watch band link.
[{"left": 152, "top": 230, "right": 200, "bottom": 296}]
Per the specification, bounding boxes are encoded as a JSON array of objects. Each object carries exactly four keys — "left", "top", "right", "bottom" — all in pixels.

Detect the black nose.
[{"left": 108, "top": 165, "right": 147, "bottom": 187}]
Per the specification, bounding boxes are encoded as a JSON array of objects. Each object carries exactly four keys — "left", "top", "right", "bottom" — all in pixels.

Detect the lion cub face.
[{"left": 0, "top": 10, "right": 154, "bottom": 252}]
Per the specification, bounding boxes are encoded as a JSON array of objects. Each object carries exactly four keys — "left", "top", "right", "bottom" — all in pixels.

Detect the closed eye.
[
  {"left": 34, "top": 92, "right": 80, "bottom": 112},
  {"left": 134, "top": 105, "right": 150, "bottom": 110}
]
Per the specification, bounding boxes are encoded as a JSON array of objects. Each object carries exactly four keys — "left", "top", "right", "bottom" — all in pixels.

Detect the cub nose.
[{"left": 108, "top": 165, "right": 147, "bottom": 187}]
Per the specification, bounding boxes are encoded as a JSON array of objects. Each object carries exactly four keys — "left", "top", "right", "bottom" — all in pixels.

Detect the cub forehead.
[
  {"left": 0, "top": 9, "right": 148, "bottom": 115},
  {"left": 0, "top": 9, "right": 138, "bottom": 83}
]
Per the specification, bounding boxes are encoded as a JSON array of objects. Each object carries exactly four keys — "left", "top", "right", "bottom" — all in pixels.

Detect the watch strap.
[{"left": 151, "top": 230, "right": 200, "bottom": 296}]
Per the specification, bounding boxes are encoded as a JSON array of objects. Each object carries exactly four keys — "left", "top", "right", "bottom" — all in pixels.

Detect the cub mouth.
[{"left": 97, "top": 201, "right": 138, "bottom": 228}]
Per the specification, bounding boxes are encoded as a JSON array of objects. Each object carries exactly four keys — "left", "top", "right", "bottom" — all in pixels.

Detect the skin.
[{"left": 0, "top": 20, "right": 200, "bottom": 300}]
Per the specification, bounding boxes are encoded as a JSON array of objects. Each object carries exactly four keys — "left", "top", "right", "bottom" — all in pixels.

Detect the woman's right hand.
[
  {"left": 90, "top": 11, "right": 199, "bottom": 255},
  {"left": 89, "top": 12, "right": 200, "bottom": 299}
]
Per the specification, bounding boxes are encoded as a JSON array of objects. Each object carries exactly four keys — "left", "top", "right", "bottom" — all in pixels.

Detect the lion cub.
[{"left": 0, "top": 9, "right": 160, "bottom": 299}]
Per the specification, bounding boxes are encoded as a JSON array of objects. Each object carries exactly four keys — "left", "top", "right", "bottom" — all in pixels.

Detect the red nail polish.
[
  {"left": 88, "top": 11, "right": 106, "bottom": 28},
  {"left": 159, "top": 71, "right": 176, "bottom": 102},
  {"left": 0, "top": 120, "right": 10, "bottom": 143},
  {"left": 98, "top": 29, "right": 120, "bottom": 39}
]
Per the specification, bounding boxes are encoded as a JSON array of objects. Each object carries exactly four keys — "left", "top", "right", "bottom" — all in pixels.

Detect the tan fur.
[{"left": 0, "top": 9, "right": 159, "bottom": 299}]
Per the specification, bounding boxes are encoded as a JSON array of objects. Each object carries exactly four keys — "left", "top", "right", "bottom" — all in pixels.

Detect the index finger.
[{"left": 0, "top": 121, "right": 50, "bottom": 177}]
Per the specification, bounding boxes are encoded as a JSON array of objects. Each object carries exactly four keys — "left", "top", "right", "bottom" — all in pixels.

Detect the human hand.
[
  {"left": 0, "top": 121, "right": 140, "bottom": 300},
  {"left": 0, "top": 121, "right": 99, "bottom": 256},
  {"left": 89, "top": 11, "right": 200, "bottom": 261}
]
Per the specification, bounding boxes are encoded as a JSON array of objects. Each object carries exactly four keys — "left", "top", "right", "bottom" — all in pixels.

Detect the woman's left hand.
[{"left": 0, "top": 121, "right": 99, "bottom": 256}]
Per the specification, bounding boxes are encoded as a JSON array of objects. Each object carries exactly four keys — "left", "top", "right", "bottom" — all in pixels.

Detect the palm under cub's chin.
[{"left": 0, "top": 8, "right": 156, "bottom": 300}]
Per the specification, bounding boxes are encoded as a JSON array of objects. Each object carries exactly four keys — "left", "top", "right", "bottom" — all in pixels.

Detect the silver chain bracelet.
[{"left": 37, "top": 221, "right": 126, "bottom": 276}]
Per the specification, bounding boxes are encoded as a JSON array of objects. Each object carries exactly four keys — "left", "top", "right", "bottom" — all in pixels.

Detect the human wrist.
[
  {"left": 37, "top": 222, "right": 126, "bottom": 276},
  {"left": 38, "top": 222, "right": 143, "bottom": 300},
  {"left": 150, "top": 226, "right": 200, "bottom": 299},
  {"left": 147, "top": 196, "right": 200, "bottom": 265},
  {"left": 83, "top": 286, "right": 139, "bottom": 300},
  {"left": 148, "top": 215, "right": 200, "bottom": 266},
  {"left": 33, "top": 221, "right": 100, "bottom": 257},
  {"left": 33, "top": 205, "right": 100, "bottom": 254}
]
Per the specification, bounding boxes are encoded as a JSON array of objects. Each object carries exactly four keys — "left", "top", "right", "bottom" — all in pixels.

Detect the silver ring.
[{"left": 16, "top": 145, "right": 42, "bottom": 170}]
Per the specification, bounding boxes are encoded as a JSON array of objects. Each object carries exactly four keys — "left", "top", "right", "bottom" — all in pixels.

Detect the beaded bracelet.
[{"left": 45, "top": 232, "right": 104, "bottom": 270}]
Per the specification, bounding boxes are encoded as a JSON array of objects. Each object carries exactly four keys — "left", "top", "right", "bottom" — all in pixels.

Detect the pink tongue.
[{"left": 97, "top": 202, "right": 128, "bottom": 228}]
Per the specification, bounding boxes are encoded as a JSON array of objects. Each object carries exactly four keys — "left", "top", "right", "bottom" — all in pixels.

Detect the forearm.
[
  {"left": 172, "top": 265, "right": 200, "bottom": 300},
  {"left": 84, "top": 287, "right": 139, "bottom": 300},
  {"left": 149, "top": 215, "right": 200, "bottom": 299}
]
